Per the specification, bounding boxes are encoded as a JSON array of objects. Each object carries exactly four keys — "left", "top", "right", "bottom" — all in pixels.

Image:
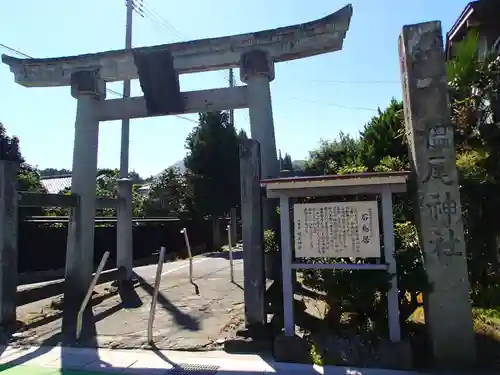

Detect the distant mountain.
[
  {"left": 292, "top": 160, "right": 306, "bottom": 171},
  {"left": 167, "top": 158, "right": 305, "bottom": 176}
]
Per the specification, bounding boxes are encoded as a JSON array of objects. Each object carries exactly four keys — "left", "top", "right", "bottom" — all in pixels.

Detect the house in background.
[
  {"left": 445, "top": 0, "right": 500, "bottom": 60},
  {"left": 40, "top": 174, "right": 120, "bottom": 194},
  {"left": 40, "top": 174, "right": 73, "bottom": 194}
]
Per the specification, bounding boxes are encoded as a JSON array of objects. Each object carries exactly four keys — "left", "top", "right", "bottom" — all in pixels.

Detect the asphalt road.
[
  {"left": 15, "top": 246, "right": 247, "bottom": 350},
  {"left": 133, "top": 248, "right": 244, "bottom": 285},
  {"left": 18, "top": 246, "right": 244, "bottom": 293}
]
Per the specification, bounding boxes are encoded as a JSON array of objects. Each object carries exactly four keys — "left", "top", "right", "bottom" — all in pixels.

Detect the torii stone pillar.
[
  {"left": 63, "top": 69, "right": 105, "bottom": 338},
  {"left": 240, "top": 50, "right": 280, "bottom": 230}
]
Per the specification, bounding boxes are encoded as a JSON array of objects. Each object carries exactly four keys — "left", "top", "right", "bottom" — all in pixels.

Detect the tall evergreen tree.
[
  {"left": 0, "top": 121, "right": 23, "bottom": 162},
  {"left": 282, "top": 153, "right": 294, "bottom": 171},
  {"left": 359, "top": 99, "right": 408, "bottom": 170},
  {"left": 184, "top": 111, "right": 241, "bottom": 218}
]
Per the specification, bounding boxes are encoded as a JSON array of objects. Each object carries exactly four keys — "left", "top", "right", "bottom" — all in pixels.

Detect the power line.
[
  {"left": 144, "top": 2, "right": 183, "bottom": 37},
  {"left": 135, "top": 7, "right": 397, "bottom": 88},
  {"left": 0, "top": 43, "right": 31, "bottom": 58},
  {"left": 135, "top": 2, "right": 230, "bottom": 84},
  {"left": 287, "top": 96, "right": 379, "bottom": 112},
  {"left": 0, "top": 42, "right": 124, "bottom": 99},
  {"left": 176, "top": 115, "right": 198, "bottom": 124},
  {"left": 0, "top": 42, "right": 199, "bottom": 125},
  {"left": 311, "top": 79, "right": 399, "bottom": 85},
  {"left": 106, "top": 88, "right": 123, "bottom": 97},
  {"left": 137, "top": 1, "right": 183, "bottom": 39},
  {"left": 0, "top": 42, "right": 381, "bottom": 114}
]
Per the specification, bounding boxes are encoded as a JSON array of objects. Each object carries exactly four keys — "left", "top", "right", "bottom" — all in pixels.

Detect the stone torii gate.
[{"left": 1, "top": 5, "right": 352, "bottom": 338}]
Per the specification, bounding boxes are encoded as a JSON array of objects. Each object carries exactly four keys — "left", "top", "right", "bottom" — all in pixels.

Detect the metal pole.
[
  {"left": 227, "top": 224, "right": 234, "bottom": 283},
  {"left": 76, "top": 251, "right": 110, "bottom": 341},
  {"left": 147, "top": 246, "right": 166, "bottom": 344},
  {"left": 116, "top": 0, "right": 134, "bottom": 280},
  {"left": 120, "top": 0, "right": 133, "bottom": 176},
  {"left": 180, "top": 228, "right": 193, "bottom": 284},
  {"left": 229, "top": 68, "right": 234, "bottom": 127}
]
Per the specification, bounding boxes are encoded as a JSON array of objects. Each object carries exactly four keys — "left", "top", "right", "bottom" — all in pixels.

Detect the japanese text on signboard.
[{"left": 293, "top": 201, "right": 381, "bottom": 258}]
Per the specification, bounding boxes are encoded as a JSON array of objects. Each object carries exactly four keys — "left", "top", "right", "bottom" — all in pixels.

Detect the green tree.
[
  {"left": 184, "top": 111, "right": 241, "bottom": 218},
  {"left": 0, "top": 121, "right": 22, "bottom": 162},
  {"left": 142, "top": 166, "right": 190, "bottom": 217},
  {"left": 300, "top": 103, "right": 426, "bottom": 331},
  {"left": 18, "top": 164, "right": 45, "bottom": 193},
  {"left": 281, "top": 153, "right": 294, "bottom": 171},
  {"left": 0, "top": 121, "right": 45, "bottom": 192},
  {"left": 359, "top": 99, "right": 408, "bottom": 170},
  {"left": 39, "top": 168, "right": 71, "bottom": 177},
  {"left": 1, "top": 122, "right": 47, "bottom": 221},
  {"left": 50, "top": 168, "right": 145, "bottom": 217},
  {"left": 446, "top": 30, "right": 500, "bottom": 306},
  {"left": 305, "top": 132, "right": 362, "bottom": 175}
]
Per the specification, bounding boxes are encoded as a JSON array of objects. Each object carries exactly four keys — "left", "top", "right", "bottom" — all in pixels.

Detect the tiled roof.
[
  {"left": 137, "top": 184, "right": 151, "bottom": 192},
  {"left": 40, "top": 175, "right": 72, "bottom": 194},
  {"left": 41, "top": 174, "right": 153, "bottom": 195},
  {"left": 40, "top": 174, "right": 108, "bottom": 194}
]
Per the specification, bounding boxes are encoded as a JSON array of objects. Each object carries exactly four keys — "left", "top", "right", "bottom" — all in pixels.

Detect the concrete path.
[
  {"left": 14, "top": 249, "right": 246, "bottom": 351},
  {"left": 0, "top": 345, "right": 427, "bottom": 374}
]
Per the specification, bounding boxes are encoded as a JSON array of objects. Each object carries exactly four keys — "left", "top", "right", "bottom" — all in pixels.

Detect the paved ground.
[
  {"left": 0, "top": 345, "right": 431, "bottom": 374},
  {"left": 14, "top": 247, "right": 246, "bottom": 351}
]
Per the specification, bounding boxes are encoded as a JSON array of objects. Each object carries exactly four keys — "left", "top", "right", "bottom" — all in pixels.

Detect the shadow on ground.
[
  {"left": 204, "top": 250, "right": 244, "bottom": 261},
  {"left": 0, "top": 339, "right": 278, "bottom": 374},
  {"left": 134, "top": 272, "right": 201, "bottom": 332}
]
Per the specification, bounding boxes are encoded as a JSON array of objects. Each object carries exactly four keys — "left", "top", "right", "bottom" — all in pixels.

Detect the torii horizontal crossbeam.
[
  {"left": 1, "top": 4, "right": 352, "bottom": 87},
  {"left": 98, "top": 86, "right": 248, "bottom": 121}
]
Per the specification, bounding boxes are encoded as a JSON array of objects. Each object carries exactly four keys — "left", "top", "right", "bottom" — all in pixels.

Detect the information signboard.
[{"left": 293, "top": 201, "right": 381, "bottom": 258}]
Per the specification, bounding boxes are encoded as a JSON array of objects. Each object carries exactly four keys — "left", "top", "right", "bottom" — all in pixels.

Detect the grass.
[
  {"left": 409, "top": 305, "right": 500, "bottom": 329},
  {"left": 299, "top": 285, "right": 500, "bottom": 369},
  {"left": 408, "top": 305, "right": 500, "bottom": 369}
]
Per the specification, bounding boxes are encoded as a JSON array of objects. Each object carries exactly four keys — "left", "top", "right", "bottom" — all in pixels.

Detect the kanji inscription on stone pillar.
[{"left": 398, "top": 21, "right": 476, "bottom": 368}]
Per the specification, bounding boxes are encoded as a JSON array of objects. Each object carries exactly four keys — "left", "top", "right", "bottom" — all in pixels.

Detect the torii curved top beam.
[{"left": 2, "top": 4, "right": 352, "bottom": 88}]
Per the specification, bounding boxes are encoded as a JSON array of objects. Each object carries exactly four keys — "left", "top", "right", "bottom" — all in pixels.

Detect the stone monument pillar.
[
  {"left": 398, "top": 22, "right": 476, "bottom": 367},
  {"left": 63, "top": 69, "right": 105, "bottom": 338},
  {"left": 117, "top": 178, "right": 133, "bottom": 279},
  {"left": 240, "top": 50, "right": 279, "bottom": 230},
  {"left": 0, "top": 161, "right": 18, "bottom": 327}
]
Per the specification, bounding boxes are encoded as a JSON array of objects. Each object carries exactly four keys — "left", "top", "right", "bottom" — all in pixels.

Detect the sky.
[{"left": 0, "top": 0, "right": 470, "bottom": 177}]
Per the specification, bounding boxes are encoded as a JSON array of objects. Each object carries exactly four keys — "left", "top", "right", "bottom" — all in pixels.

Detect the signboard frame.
[
  {"left": 293, "top": 200, "right": 381, "bottom": 259},
  {"left": 262, "top": 173, "right": 409, "bottom": 343}
]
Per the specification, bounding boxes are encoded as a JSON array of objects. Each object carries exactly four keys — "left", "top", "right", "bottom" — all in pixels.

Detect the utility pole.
[
  {"left": 117, "top": 0, "right": 135, "bottom": 280},
  {"left": 121, "top": 0, "right": 133, "bottom": 174},
  {"left": 228, "top": 68, "right": 237, "bottom": 244},
  {"left": 229, "top": 68, "right": 235, "bottom": 126}
]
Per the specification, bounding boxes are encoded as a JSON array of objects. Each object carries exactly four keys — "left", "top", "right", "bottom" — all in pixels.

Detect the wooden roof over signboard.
[{"left": 261, "top": 171, "right": 410, "bottom": 198}]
